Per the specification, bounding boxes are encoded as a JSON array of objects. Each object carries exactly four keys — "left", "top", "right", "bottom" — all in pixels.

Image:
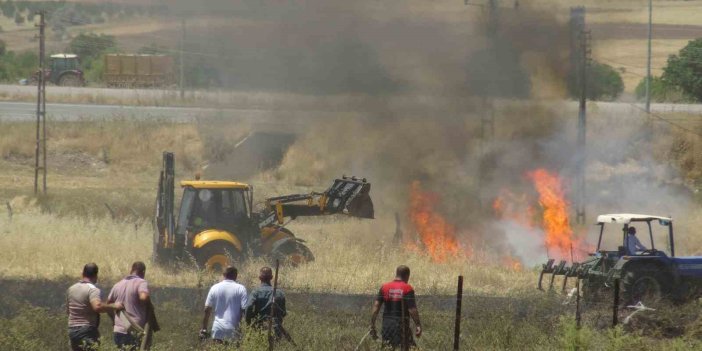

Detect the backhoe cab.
[{"left": 154, "top": 152, "right": 374, "bottom": 270}]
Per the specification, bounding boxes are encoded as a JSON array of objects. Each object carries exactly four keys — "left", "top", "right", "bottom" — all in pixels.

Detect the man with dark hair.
[
  {"left": 370, "top": 265, "right": 422, "bottom": 349},
  {"left": 67, "top": 263, "right": 124, "bottom": 351},
  {"left": 201, "top": 266, "right": 248, "bottom": 343},
  {"left": 108, "top": 261, "right": 152, "bottom": 350},
  {"left": 245, "top": 267, "right": 287, "bottom": 340}
]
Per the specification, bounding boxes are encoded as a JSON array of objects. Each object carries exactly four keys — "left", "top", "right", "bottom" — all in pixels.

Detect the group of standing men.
[
  {"left": 66, "top": 262, "right": 286, "bottom": 350},
  {"left": 68, "top": 262, "right": 422, "bottom": 350}
]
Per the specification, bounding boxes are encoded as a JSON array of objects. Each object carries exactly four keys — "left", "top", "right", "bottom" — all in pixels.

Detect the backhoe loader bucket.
[{"left": 324, "top": 176, "right": 374, "bottom": 219}]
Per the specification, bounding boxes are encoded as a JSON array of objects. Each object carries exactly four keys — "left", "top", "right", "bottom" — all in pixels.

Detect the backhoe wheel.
[
  {"left": 59, "top": 73, "right": 82, "bottom": 87},
  {"left": 195, "top": 241, "right": 240, "bottom": 272},
  {"left": 270, "top": 240, "right": 314, "bottom": 267},
  {"left": 622, "top": 264, "right": 670, "bottom": 307}
]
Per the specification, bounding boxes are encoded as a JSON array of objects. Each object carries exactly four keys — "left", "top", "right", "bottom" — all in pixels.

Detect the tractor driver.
[
  {"left": 626, "top": 227, "right": 648, "bottom": 255},
  {"left": 192, "top": 189, "right": 218, "bottom": 228}
]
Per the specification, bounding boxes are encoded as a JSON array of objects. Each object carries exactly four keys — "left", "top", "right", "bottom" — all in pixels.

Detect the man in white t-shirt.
[{"left": 200, "top": 266, "right": 248, "bottom": 343}]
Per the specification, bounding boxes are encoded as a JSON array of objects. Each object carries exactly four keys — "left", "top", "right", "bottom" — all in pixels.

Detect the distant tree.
[
  {"left": 587, "top": 62, "right": 624, "bottom": 101},
  {"left": 0, "top": 39, "right": 5, "bottom": 56},
  {"left": 1, "top": 0, "right": 15, "bottom": 19},
  {"left": 663, "top": 38, "right": 702, "bottom": 102},
  {"left": 68, "top": 32, "right": 116, "bottom": 62},
  {"left": 14, "top": 11, "right": 23, "bottom": 25},
  {"left": 15, "top": 0, "right": 27, "bottom": 12},
  {"left": 568, "top": 60, "right": 624, "bottom": 101},
  {"left": 634, "top": 76, "right": 693, "bottom": 103}
]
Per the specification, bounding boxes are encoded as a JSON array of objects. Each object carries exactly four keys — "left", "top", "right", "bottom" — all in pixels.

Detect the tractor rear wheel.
[
  {"left": 195, "top": 241, "right": 240, "bottom": 272},
  {"left": 59, "top": 73, "right": 82, "bottom": 87},
  {"left": 621, "top": 264, "right": 670, "bottom": 307}
]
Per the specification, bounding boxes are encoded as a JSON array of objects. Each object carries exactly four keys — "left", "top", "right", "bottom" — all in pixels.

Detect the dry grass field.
[{"left": 0, "top": 104, "right": 701, "bottom": 349}]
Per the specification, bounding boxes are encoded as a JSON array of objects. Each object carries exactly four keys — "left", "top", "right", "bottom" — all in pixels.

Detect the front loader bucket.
[{"left": 325, "top": 176, "right": 374, "bottom": 219}]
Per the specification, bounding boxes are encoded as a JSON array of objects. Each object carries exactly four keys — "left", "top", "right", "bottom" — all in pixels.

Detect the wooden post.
[
  {"left": 454, "top": 276, "right": 464, "bottom": 350},
  {"left": 575, "top": 278, "right": 581, "bottom": 329},
  {"left": 612, "top": 279, "right": 620, "bottom": 327},
  {"left": 6, "top": 202, "right": 12, "bottom": 221},
  {"left": 104, "top": 203, "right": 116, "bottom": 220},
  {"left": 268, "top": 259, "right": 280, "bottom": 351}
]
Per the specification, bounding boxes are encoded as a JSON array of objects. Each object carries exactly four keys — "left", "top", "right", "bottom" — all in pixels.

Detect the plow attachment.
[{"left": 538, "top": 259, "right": 583, "bottom": 292}]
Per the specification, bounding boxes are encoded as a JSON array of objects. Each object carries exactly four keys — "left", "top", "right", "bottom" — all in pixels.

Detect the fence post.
[
  {"left": 268, "top": 259, "right": 280, "bottom": 351},
  {"left": 575, "top": 278, "right": 581, "bottom": 329},
  {"left": 612, "top": 279, "right": 620, "bottom": 328},
  {"left": 104, "top": 203, "right": 116, "bottom": 220},
  {"left": 6, "top": 201, "right": 12, "bottom": 222},
  {"left": 401, "top": 297, "right": 408, "bottom": 351},
  {"left": 454, "top": 275, "right": 463, "bottom": 350}
]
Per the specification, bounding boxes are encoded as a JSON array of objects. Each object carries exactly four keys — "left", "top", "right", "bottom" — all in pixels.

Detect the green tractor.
[
  {"left": 539, "top": 214, "right": 702, "bottom": 306},
  {"left": 30, "top": 54, "right": 85, "bottom": 86}
]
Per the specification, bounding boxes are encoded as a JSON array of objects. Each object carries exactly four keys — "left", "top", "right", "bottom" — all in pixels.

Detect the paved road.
[
  {"left": 1, "top": 100, "right": 701, "bottom": 125},
  {"left": 0, "top": 101, "right": 360, "bottom": 134},
  {"left": 0, "top": 101, "right": 219, "bottom": 121}
]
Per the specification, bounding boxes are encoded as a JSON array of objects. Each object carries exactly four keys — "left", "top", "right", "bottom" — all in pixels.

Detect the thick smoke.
[{"left": 183, "top": 1, "right": 701, "bottom": 263}]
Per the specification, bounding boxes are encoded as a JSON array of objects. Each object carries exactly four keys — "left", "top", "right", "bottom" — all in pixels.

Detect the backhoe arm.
[{"left": 258, "top": 176, "right": 374, "bottom": 228}]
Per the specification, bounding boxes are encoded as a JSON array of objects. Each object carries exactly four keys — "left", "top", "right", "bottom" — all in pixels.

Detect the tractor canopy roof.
[
  {"left": 596, "top": 213, "right": 672, "bottom": 224},
  {"left": 180, "top": 180, "right": 249, "bottom": 189},
  {"left": 50, "top": 53, "right": 78, "bottom": 59}
]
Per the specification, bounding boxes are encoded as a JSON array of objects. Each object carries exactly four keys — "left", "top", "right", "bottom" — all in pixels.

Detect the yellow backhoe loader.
[{"left": 154, "top": 152, "right": 374, "bottom": 269}]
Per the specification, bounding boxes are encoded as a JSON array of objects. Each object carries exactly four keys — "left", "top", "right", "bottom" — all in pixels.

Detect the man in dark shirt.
[
  {"left": 244, "top": 266, "right": 287, "bottom": 339},
  {"left": 370, "top": 265, "right": 422, "bottom": 349}
]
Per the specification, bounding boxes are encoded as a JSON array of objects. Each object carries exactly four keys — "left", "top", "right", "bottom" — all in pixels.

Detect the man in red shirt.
[{"left": 370, "top": 265, "right": 422, "bottom": 349}]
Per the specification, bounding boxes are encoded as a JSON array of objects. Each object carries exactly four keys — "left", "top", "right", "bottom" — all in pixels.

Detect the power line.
[{"left": 627, "top": 102, "right": 702, "bottom": 138}]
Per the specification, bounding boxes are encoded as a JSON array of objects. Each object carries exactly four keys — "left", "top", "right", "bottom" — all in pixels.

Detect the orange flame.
[
  {"left": 526, "top": 169, "right": 584, "bottom": 261},
  {"left": 408, "top": 181, "right": 461, "bottom": 262},
  {"left": 501, "top": 255, "right": 524, "bottom": 271}
]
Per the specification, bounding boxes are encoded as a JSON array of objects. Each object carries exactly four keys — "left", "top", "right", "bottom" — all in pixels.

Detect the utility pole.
[
  {"left": 645, "top": 0, "right": 652, "bottom": 113},
  {"left": 179, "top": 17, "right": 186, "bottom": 100},
  {"left": 575, "top": 29, "right": 591, "bottom": 225},
  {"left": 570, "top": 7, "right": 588, "bottom": 225},
  {"left": 34, "top": 11, "right": 47, "bottom": 195}
]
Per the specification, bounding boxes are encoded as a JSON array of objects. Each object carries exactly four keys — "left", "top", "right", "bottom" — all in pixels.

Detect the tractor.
[
  {"left": 539, "top": 213, "right": 702, "bottom": 305},
  {"left": 30, "top": 54, "right": 85, "bottom": 86},
  {"left": 154, "top": 152, "right": 374, "bottom": 270}
]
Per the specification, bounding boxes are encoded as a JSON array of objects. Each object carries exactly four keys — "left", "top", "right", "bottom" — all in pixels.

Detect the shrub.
[{"left": 634, "top": 76, "right": 693, "bottom": 103}]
